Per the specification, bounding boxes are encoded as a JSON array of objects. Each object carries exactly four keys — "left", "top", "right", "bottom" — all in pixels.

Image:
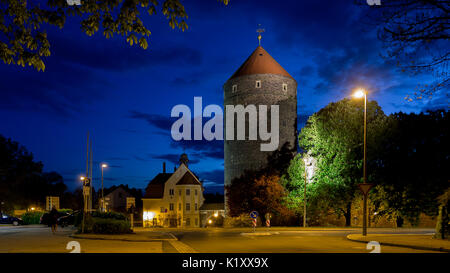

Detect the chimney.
[{"left": 163, "top": 162, "right": 166, "bottom": 173}]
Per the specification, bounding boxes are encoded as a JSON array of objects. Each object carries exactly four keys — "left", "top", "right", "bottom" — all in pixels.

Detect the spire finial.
[{"left": 256, "top": 24, "right": 265, "bottom": 46}]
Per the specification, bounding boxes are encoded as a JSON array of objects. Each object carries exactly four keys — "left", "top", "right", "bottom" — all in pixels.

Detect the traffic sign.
[
  {"left": 266, "top": 219, "right": 270, "bottom": 227},
  {"left": 358, "top": 183, "right": 374, "bottom": 196},
  {"left": 250, "top": 211, "right": 259, "bottom": 219},
  {"left": 265, "top": 213, "right": 272, "bottom": 220}
]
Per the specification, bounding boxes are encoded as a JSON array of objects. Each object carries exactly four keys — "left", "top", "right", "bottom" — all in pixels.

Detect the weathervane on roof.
[{"left": 256, "top": 24, "right": 265, "bottom": 46}]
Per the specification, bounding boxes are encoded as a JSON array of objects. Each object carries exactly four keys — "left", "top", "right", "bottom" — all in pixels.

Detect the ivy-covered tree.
[
  {"left": 0, "top": 0, "right": 229, "bottom": 71},
  {"left": 283, "top": 98, "right": 388, "bottom": 226}
]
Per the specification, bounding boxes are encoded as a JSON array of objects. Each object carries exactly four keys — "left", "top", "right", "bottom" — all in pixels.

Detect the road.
[{"left": 0, "top": 225, "right": 439, "bottom": 253}]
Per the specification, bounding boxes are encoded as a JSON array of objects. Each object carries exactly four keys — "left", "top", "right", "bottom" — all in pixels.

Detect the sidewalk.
[
  {"left": 347, "top": 233, "right": 450, "bottom": 253},
  {"left": 70, "top": 228, "right": 177, "bottom": 242}
]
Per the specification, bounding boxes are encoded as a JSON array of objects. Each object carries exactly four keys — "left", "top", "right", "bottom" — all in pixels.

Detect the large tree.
[
  {"left": 283, "top": 98, "right": 388, "bottom": 226},
  {"left": 0, "top": 0, "right": 228, "bottom": 71},
  {"left": 0, "top": 134, "right": 67, "bottom": 211},
  {"left": 359, "top": 0, "right": 449, "bottom": 100},
  {"left": 370, "top": 110, "right": 449, "bottom": 225}
]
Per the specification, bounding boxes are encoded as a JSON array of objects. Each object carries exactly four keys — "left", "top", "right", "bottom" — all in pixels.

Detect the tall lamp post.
[
  {"left": 101, "top": 164, "right": 108, "bottom": 212},
  {"left": 303, "top": 157, "right": 308, "bottom": 228},
  {"left": 353, "top": 89, "right": 374, "bottom": 236}
]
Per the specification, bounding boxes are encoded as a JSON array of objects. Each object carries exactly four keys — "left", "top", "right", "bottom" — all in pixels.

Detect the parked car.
[
  {"left": 40, "top": 211, "right": 69, "bottom": 226},
  {"left": 57, "top": 211, "right": 80, "bottom": 228},
  {"left": 0, "top": 213, "right": 23, "bottom": 226}
]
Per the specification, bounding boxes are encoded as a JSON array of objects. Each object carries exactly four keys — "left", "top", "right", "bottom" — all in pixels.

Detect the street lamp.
[
  {"left": 352, "top": 88, "right": 373, "bottom": 236},
  {"left": 101, "top": 164, "right": 108, "bottom": 211},
  {"left": 101, "top": 164, "right": 108, "bottom": 212}
]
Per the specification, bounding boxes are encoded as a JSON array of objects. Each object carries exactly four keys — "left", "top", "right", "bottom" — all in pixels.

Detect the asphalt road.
[
  {"left": 0, "top": 225, "right": 438, "bottom": 253},
  {"left": 0, "top": 225, "right": 163, "bottom": 253},
  {"left": 169, "top": 227, "right": 438, "bottom": 253}
]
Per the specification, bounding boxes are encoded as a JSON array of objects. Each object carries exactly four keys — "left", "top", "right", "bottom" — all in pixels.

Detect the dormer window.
[
  {"left": 282, "top": 83, "right": 288, "bottom": 92},
  {"left": 255, "top": 80, "right": 261, "bottom": 88},
  {"left": 232, "top": 85, "right": 237, "bottom": 93}
]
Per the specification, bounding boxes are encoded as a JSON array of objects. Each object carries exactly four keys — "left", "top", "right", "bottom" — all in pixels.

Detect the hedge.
[
  {"left": 79, "top": 216, "right": 132, "bottom": 234},
  {"left": 21, "top": 211, "right": 44, "bottom": 225}
]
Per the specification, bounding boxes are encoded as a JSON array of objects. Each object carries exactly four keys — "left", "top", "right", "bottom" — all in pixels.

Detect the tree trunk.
[{"left": 344, "top": 202, "right": 352, "bottom": 227}]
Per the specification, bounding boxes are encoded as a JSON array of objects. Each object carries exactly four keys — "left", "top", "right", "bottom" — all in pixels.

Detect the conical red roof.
[{"left": 229, "top": 46, "right": 293, "bottom": 80}]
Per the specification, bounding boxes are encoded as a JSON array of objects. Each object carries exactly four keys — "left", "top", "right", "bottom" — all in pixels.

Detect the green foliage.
[
  {"left": 80, "top": 215, "right": 132, "bottom": 234},
  {"left": 0, "top": 135, "right": 68, "bottom": 210},
  {"left": 90, "top": 211, "right": 127, "bottom": 220},
  {"left": 370, "top": 110, "right": 449, "bottom": 223},
  {"left": 283, "top": 98, "right": 388, "bottom": 225},
  {"left": 435, "top": 188, "right": 449, "bottom": 239},
  {"left": 21, "top": 211, "right": 44, "bottom": 225},
  {"left": 0, "top": 0, "right": 229, "bottom": 71},
  {"left": 224, "top": 214, "right": 258, "bottom": 228}
]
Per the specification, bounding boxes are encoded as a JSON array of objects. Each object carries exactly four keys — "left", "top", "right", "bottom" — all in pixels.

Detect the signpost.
[
  {"left": 265, "top": 213, "right": 272, "bottom": 231},
  {"left": 250, "top": 211, "right": 258, "bottom": 232},
  {"left": 358, "top": 183, "right": 374, "bottom": 236}
]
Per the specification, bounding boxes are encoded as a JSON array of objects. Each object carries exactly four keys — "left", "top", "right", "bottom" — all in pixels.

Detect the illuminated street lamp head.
[
  {"left": 353, "top": 89, "right": 365, "bottom": 98},
  {"left": 80, "top": 176, "right": 85, "bottom": 181},
  {"left": 102, "top": 164, "right": 108, "bottom": 168}
]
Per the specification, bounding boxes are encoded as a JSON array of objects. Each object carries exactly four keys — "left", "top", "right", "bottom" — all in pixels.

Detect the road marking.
[{"left": 168, "top": 240, "right": 198, "bottom": 253}]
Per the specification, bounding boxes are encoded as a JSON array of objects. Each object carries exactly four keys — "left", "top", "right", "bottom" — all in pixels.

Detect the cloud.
[
  {"left": 0, "top": 63, "right": 109, "bottom": 117},
  {"left": 50, "top": 34, "right": 203, "bottom": 71},
  {"left": 151, "top": 153, "right": 200, "bottom": 165},
  {"left": 128, "top": 111, "right": 175, "bottom": 132}
]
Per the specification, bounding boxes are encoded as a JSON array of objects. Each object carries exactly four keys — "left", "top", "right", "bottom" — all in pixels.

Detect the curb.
[
  {"left": 346, "top": 234, "right": 450, "bottom": 253},
  {"left": 70, "top": 232, "right": 178, "bottom": 242}
]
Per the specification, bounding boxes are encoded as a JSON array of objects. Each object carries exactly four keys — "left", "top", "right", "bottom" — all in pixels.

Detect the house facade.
[
  {"left": 99, "top": 185, "right": 135, "bottom": 212},
  {"left": 142, "top": 162, "right": 204, "bottom": 228}
]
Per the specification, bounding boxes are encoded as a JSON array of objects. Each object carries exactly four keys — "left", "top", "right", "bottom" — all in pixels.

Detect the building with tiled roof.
[{"left": 142, "top": 156, "right": 205, "bottom": 228}]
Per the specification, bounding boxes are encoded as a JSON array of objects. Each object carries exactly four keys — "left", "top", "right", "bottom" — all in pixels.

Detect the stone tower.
[{"left": 223, "top": 45, "right": 298, "bottom": 209}]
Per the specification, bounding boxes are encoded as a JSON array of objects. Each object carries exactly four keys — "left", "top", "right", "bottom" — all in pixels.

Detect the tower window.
[
  {"left": 255, "top": 80, "right": 261, "bottom": 88},
  {"left": 232, "top": 85, "right": 237, "bottom": 93},
  {"left": 282, "top": 83, "right": 288, "bottom": 92}
]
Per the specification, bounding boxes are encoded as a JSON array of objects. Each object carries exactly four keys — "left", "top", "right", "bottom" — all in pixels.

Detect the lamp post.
[
  {"left": 353, "top": 89, "right": 373, "bottom": 236},
  {"left": 303, "top": 156, "right": 309, "bottom": 228},
  {"left": 101, "top": 164, "right": 108, "bottom": 212}
]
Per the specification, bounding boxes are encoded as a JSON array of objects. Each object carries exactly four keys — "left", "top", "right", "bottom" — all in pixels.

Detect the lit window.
[
  {"left": 255, "top": 80, "right": 261, "bottom": 88},
  {"left": 232, "top": 85, "right": 237, "bottom": 93},
  {"left": 186, "top": 203, "right": 190, "bottom": 211},
  {"left": 282, "top": 83, "right": 288, "bottom": 92}
]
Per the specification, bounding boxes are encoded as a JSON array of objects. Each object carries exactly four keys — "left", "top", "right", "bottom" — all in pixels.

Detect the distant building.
[
  {"left": 45, "top": 196, "right": 59, "bottom": 211},
  {"left": 199, "top": 203, "right": 225, "bottom": 227},
  {"left": 142, "top": 155, "right": 204, "bottom": 228},
  {"left": 100, "top": 185, "right": 135, "bottom": 212}
]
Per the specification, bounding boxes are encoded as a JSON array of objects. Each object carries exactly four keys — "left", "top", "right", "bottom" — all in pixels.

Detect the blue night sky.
[{"left": 0, "top": 0, "right": 445, "bottom": 194}]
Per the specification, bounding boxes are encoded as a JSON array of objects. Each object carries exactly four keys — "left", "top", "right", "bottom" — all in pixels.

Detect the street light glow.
[
  {"left": 353, "top": 89, "right": 365, "bottom": 98},
  {"left": 102, "top": 164, "right": 108, "bottom": 168},
  {"left": 80, "top": 176, "right": 85, "bottom": 181}
]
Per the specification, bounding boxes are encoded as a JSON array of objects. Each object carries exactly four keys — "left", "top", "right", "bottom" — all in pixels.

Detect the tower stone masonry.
[{"left": 223, "top": 45, "right": 298, "bottom": 211}]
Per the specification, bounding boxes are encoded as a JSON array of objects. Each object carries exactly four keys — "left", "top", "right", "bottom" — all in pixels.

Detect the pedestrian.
[{"left": 49, "top": 206, "right": 58, "bottom": 234}]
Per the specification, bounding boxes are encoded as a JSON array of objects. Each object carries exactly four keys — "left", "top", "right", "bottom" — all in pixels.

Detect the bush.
[
  {"left": 21, "top": 211, "right": 44, "bottom": 225},
  {"left": 90, "top": 211, "right": 127, "bottom": 220},
  {"left": 224, "top": 214, "right": 260, "bottom": 227},
  {"left": 79, "top": 216, "right": 132, "bottom": 234},
  {"left": 58, "top": 209, "right": 73, "bottom": 214}
]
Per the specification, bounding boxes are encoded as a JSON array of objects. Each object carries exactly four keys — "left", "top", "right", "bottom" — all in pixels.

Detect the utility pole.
[{"left": 304, "top": 159, "right": 307, "bottom": 228}]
